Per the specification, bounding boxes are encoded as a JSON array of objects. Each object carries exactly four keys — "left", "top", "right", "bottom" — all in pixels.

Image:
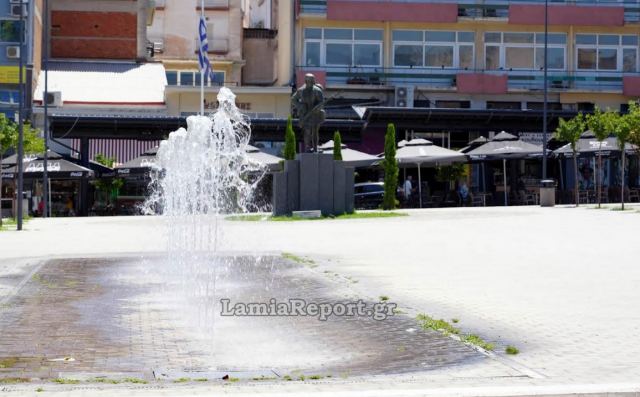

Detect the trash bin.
[{"left": 540, "top": 179, "right": 556, "bottom": 207}]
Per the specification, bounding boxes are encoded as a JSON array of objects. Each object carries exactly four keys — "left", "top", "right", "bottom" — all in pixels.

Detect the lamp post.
[
  {"left": 43, "top": 0, "right": 49, "bottom": 218},
  {"left": 16, "top": 0, "right": 25, "bottom": 230},
  {"left": 542, "top": 0, "right": 549, "bottom": 180}
]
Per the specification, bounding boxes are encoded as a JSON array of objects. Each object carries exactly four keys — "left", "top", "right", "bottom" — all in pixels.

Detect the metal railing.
[{"left": 296, "top": 65, "right": 638, "bottom": 92}]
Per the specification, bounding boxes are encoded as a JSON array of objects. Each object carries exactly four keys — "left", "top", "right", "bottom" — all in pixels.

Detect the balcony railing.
[
  {"left": 299, "top": 0, "right": 640, "bottom": 22},
  {"left": 296, "top": 66, "right": 638, "bottom": 92}
]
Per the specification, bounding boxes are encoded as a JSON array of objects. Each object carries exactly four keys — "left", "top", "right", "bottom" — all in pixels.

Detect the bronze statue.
[{"left": 291, "top": 73, "right": 325, "bottom": 152}]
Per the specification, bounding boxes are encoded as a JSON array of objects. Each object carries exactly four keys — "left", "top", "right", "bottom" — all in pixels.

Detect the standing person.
[{"left": 403, "top": 175, "right": 413, "bottom": 206}]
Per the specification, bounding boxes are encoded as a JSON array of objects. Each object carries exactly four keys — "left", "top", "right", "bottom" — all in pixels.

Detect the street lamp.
[
  {"left": 16, "top": 0, "right": 25, "bottom": 230},
  {"left": 43, "top": 0, "right": 50, "bottom": 218},
  {"left": 542, "top": 0, "right": 549, "bottom": 180}
]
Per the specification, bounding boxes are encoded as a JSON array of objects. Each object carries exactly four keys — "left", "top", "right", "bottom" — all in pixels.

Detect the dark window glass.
[
  {"left": 0, "top": 20, "right": 21, "bottom": 42},
  {"left": 166, "top": 71, "right": 178, "bottom": 85}
]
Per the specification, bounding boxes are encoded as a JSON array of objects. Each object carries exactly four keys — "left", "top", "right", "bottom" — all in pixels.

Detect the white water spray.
[{"left": 143, "top": 87, "right": 266, "bottom": 344}]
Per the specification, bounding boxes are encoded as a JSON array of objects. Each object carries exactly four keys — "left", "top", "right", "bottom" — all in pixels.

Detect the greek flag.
[{"left": 198, "top": 16, "right": 214, "bottom": 82}]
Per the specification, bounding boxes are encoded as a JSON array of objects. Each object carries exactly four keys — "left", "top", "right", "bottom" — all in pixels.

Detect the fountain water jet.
[{"left": 143, "top": 87, "right": 266, "bottom": 347}]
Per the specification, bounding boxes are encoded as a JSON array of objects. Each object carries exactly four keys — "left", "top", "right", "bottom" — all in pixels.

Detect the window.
[
  {"left": 576, "top": 34, "right": 639, "bottom": 72},
  {"left": 392, "top": 30, "right": 475, "bottom": 68},
  {"left": 166, "top": 71, "right": 178, "bottom": 85},
  {"left": 167, "top": 70, "right": 225, "bottom": 86},
  {"left": 485, "top": 32, "right": 566, "bottom": 70},
  {"left": 435, "top": 100, "right": 471, "bottom": 109},
  {"left": 326, "top": 43, "right": 352, "bottom": 65},
  {"left": 487, "top": 101, "right": 521, "bottom": 110},
  {"left": 180, "top": 72, "right": 194, "bottom": 86},
  {"left": 394, "top": 45, "right": 423, "bottom": 67},
  {"left": 0, "top": 20, "right": 21, "bottom": 43},
  {"left": 303, "top": 28, "right": 383, "bottom": 67}
]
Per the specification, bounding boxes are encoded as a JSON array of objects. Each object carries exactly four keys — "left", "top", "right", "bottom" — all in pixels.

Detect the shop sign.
[
  {"left": 519, "top": 132, "right": 553, "bottom": 146},
  {"left": 70, "top": 172, "right": 83, "bottom": 177},
  {"left": 26, "top": 162, "right": 61, "bottom": 172},
  {"left": 0, "top": 66, "right": 26, "bottom": 84}
]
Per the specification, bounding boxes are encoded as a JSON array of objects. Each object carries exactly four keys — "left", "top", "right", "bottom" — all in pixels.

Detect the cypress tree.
[
  {"left": 284, "top": 115, "right": 296, "bottom": 160},
  {"left": 333, "top": 130, "right": 343, "bottom": 160},
  {"left": 382, "top": 123, "right": 399, "bottom": 210}
]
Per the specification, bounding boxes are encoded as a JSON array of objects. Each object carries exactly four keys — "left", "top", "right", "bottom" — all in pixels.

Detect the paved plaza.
[{"left": 1, "top": 205, "right": 640, "bottom": 396}]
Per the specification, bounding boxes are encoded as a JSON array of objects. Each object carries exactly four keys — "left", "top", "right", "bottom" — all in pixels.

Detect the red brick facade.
[{"left": 51, "top": 11, "right": 137, "bottom": 59}]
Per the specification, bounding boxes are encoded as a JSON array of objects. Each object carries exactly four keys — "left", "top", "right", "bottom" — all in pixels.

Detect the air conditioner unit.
[
  {"left": 6, "top": 46, "right": 20, "bottom": 59},
  {"left": 153, "top": 41, "right": 164, "bottom": 53},
  {"left": 11, "top": 4, "right": 27, "bottom": 17},
  {"left": 394, "top": 86, "right": 414, "bottom": 108},
  {"left": 45, "top": 91, "right": 63, "bottom": 107},
  {"left": 9, "top": 0, "right": 27, "bottom": 4}
]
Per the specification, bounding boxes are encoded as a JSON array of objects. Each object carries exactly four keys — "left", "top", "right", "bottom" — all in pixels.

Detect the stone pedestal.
[{"left": 273, "top": 153, "right": 355, "bottom": 217}]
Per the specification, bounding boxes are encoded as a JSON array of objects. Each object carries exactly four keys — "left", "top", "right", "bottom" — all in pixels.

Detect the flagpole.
[{"left": 200, "top": 0, "right": 205, "bottom": 116}]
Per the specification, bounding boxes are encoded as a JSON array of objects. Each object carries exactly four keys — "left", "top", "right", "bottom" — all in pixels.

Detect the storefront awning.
[
  {"left": 50, "top": 114, "right": 365, "bottom": 142},
  {"left": 33, "top": 61, "right": 167, "bottom": 106},
  {"left": 359, "top": 107, "right": 580, "bottom": 133}
]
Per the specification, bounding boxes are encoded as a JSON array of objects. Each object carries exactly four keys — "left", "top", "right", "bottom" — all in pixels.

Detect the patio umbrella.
[
  {"left": 459, "top": 136, "right": 490, "bottom": 191},
  {"left": 553, "top": 130, "right": 637, "bottom": 157},
  {"left": 318, "top": 140, "right": 379, "bottom": 168},
  {"left": 245, "top": 145, "right": 283, "bottom": 172},
  {"left": 1, "top": 157, "right": 93, "bottom": 178},
  {"left": 459, "top": 136, "right": 489, "bottom": 154},
  {"left": 466, "top": 132, "right": 543, "bottom": 206},
  {"left": 395, "top": 138, "right": 468, "bottom": 208},
  {"left": 116, "top": 146, "right": 159, "bottom": 176},
  {"left": 2, "top": 150, "right": 62, "bottom": 167}
]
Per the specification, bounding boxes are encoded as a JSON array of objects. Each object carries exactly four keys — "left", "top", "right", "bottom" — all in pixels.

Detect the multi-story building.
[
  {"left": 146, "top": 0, "right": 295, "bottom": 154},
  {"left": 29, "top": 0, "right": 160, "bottom": 215},
  {"left": 0, "top": 0, "right": 42, "bottom": 121},
  {"left": 296, "top": 0, "right": 640, "bottom": 154}
]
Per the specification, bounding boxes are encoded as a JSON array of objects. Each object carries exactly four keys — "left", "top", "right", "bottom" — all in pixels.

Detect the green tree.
[
  {"left": 382, "top": 123, "right": 399, "bottom": 210},
  {"left": 283, "top": 115, "right": 296, "bottom": 161},
  {"left": 333, "top": 130, "right": 343, "bottom": 161},
  {"left": 0, "top": 116, "right": 44, "bottom": 225},
  {"left": 606, "top": 110, "right": 632, "bottom": 210},
  {"left": 586, "top": 108, "right": 609, "bottom": 208},
  {"left": 628, "top": 102, "right": 640, "bottom": 156},
  {"left": 554, "top": 114, "right": 585, "bottom": 206},
  {"left": 95, "top": 153, "right": 117, "bottom": 168}
]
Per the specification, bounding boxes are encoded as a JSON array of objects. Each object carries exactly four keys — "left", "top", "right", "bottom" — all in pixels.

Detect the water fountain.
[{"left": 142, "top": 87, "right": 267, "bottom": 350}]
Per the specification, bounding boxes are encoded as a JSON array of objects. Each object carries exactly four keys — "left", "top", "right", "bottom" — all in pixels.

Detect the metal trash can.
[{"left": 539, "top": 179, "right": 556, "bottom": 207}]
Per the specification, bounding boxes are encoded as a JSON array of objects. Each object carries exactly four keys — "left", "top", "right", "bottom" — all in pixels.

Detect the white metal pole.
[
  {"left": 200, "top": 0, "right": 205, "bottom": 116},
  {"left": 503, "top": 158, "right": 508, "bottom": 206},
  {"left": 418, "top": 163, "right": 422, "bottom": 208}
]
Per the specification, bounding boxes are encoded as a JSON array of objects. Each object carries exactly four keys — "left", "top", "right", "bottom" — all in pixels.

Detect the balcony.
[
  {"left": 296, "top": 66, "right": 637, "bottom": 93},
  {"left": 194, "top": 37, "right": 229, "bottom": 54},
  {"left": 298, "top": 0, "right": 639, "bottom": 23},
  {"left": 201, "top": 0, "right": 229, "bottom": 9}
]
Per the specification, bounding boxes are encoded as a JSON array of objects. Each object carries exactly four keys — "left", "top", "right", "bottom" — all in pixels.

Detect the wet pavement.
[{"left": 0, "top": 254, "right": 498, "bottom": 383}]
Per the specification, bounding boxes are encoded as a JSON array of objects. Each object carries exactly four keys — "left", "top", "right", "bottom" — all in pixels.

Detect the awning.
[
  {"left": 50, "top": 114, "right": 365, "bottom": 142},
  {"left": 33, "top": 61, "right": 167, "bottom": 105},
  {"left": 358, "top": 107, "right": 579, "bottom": 133}
]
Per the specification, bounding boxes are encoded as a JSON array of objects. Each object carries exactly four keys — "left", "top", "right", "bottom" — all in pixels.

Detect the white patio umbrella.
[
  {"left": 318, "top": 140, "right": 379, "bottom": 167},
  {"left": 245, "top": 145, "right": 283, "bottom": 172},
  {"left": 395, "top": 138, "right": 468, "bottom": 208}
]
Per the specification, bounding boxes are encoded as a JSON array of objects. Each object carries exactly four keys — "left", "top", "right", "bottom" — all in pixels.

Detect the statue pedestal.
[{"left": 272, "top": 153, "right": 354, "bottom": 217}]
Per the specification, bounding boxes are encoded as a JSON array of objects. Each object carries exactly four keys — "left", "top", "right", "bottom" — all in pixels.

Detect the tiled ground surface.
[{"left": 0, "top": 255, "right": 519, "bottom": 383}]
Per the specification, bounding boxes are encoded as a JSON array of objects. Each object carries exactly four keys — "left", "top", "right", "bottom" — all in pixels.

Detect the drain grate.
[{"left": 153, "top": 368, "right": 280, "bottom": 381}]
